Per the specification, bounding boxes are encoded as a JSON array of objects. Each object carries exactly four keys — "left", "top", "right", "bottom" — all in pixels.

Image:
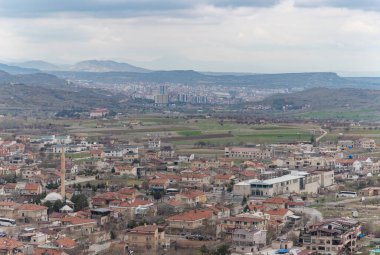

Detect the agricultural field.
[{"left": 62, "top": 116, "right": 318, "bottom": 148}]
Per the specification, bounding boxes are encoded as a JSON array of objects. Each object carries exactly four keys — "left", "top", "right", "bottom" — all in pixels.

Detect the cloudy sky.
[{"left": 0, "top": 0, "right": 380, "bottom": 75}]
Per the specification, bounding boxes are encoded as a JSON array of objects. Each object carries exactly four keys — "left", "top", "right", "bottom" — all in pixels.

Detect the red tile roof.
[
  {"left": 18, "top": 204, "right": 47, "bottom": 211},
  {"left": 263, "top": 197, "right": 289, "bottom": 204},
  {"left": 176, "top": 190, "right": 205, "bottom": 199},
  {"left": 168, "top": 209, "right": 213, "bottom": 221},
  {"left": 266, "top": 208, "right": 289, "bottom": 216},
  {"left": 55, "top": 237, "right": 77, "bottom": 249},
  {"left": 129, "top": 224, "right": 158, "bottom": 234},
  {"left": 0, "top": 237, "right": 23, "bottom": 250}
]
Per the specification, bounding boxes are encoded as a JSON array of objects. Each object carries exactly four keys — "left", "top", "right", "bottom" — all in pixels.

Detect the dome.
[{"left": 42, "top": 192, "right": 63, "bottom": 203}]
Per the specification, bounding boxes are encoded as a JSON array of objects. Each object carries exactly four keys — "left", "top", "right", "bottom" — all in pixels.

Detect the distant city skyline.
[{"left": 1, "top": 0, "right": 380, "bottom": 75}]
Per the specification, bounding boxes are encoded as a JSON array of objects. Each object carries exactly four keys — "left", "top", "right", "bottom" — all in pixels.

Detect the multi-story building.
[
  {"left": 125, "top": 224, "right": 167, "bottom": 252},
  {"left": 356, "top": 138, "right": 376, "bottom": 150},
  {"left": 300, "top": 218, "right": 361, "bottom": 255},
  {"left": 233, "top": 170, "right": 333, "bottom": 197},
  {"left": 225, "top": 147, "right": 272, "bottom": 160},
  {"left": 232, "top": 228, "right": 267, "bottom": 254}
]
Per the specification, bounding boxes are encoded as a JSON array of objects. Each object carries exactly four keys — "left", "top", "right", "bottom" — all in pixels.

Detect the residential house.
[
  {"left": 125, "top": 224, "right": 167, "bottom": 251},
  {"left": 167, "top": 209, "right": 214, "bottom": 230},
  {"left": 214, "top": 174, "right": 236, "bottom": 186},
  {"left": 175, "top": 190, "right": 207, "bottom": 206},
  {"left": 17, "top": 204, "right": 48, "bottom": 221},
  {"left": 232, "top": 228, "right": 266, "bottom": 254},
  {"left": 300, "top": 218, "right": 361, "bottom": 255}
]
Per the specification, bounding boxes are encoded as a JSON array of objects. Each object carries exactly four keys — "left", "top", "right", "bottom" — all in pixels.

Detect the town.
[{"left": 0, "top": 113, "right": 379, "bottom": 255}]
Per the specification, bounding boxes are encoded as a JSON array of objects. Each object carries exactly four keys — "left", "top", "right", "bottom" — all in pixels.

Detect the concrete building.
[
  {"left": 232, "top": 228, "right": 266, "bottom": 254},
  {"left": 125, "top": 224, "right": 168, "bottom": 252},
  {"left": 300, "top": 218, "right": 361, "bottom": 255},
  {"left": 225, "top": 147, "right": 272, "bottom": 160},
  {"left": 233, "top": 170, "right": 333, "bottom": 197}
]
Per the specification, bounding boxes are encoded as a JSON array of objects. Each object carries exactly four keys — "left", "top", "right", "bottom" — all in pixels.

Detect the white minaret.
[{"left": 60, "top": 149, "right": 66, "bottom": 198}]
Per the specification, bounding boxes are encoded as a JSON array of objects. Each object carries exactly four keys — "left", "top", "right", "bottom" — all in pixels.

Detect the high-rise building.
[
  {"left": 154, "top": 94, "right": 169, "bottom": 105},
  {"left": 177, "top": 94, "right": 188, "bottom": 103},
  {"left": 159, "top": 85, "right": 168, "bottom": 95}
]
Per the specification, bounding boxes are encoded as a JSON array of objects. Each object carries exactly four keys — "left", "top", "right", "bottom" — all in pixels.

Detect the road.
[
  {"left": 65, "top": 176, "right": 96, "bottom": 186},
  {"left": 324, "top": 195, "right": 380, "bottom": 206},
  {"left": 316, "top": 128, "right": 328, "bottom": 142}
]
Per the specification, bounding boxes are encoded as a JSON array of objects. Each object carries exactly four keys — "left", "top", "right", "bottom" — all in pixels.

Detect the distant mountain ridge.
[
  {"left": 0, "top": 70, "right": 67, "bottom": 87},
  {"left": 15, "top": 60, "right": 60, "bottom": 71},
  {"left": 0, "top": 63, "right": 40, "bottom": 74},
  {"left": 69, "top": 60, "right": 150, "bottom": 73},
  {"left": 51, "top": 70, "right": 365, "bottom": 89}
]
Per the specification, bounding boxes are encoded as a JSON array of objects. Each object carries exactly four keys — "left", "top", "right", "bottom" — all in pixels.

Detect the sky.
[{"left": 0, "top": 0, "right": 380, "bottom": 75}]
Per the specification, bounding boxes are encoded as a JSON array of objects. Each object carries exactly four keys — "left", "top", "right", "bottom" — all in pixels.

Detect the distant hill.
[
  {"left": 52, "top": 70, "right": 368, "bottom": 89},
  {"left": 0, "top": 83, "right": 123, "bottom": 112},
  {"left": 0, "top": 71, "right": 67, "bottom": 88},
  {"left": 0, "top": 71, "right": 124, "bottom": 114},
  {"left": 261, "top": 87, "right": 380, "bottom": 111},
  {"left": 0, "top": 63, "right": 40, "bottom": 74},
  {"left": 70, "top": 60, "right": 150, "bottom": 73},
  {"left": 15, "top": 60, "right": 60, "bottom": 71}
]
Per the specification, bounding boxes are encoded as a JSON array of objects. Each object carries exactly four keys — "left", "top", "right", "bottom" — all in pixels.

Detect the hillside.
[
  {"left": 70, "top": 60, "right": 150, "bottom": 73},
  {"left": 0, "top": 63, "right": 40, "bottom": 74},
  {"left": 15, "top": 60, "right": 60, "bottom": 71},
  {"left": 261, "top": 88, "right": 380, "bottom": 111},
  {"left": 0, "top": 71, "right": 67, "bottom": 88},
  {"left": 0, "top": 84, "right": 122, "bottom": 111}
]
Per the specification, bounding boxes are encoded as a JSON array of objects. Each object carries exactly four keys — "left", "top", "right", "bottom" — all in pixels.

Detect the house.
[
  {"left": 337, "top": 140, "right": 355, "bottom": 151},
  {"left": 147, "top": 139, "right": 161, "bottom": 150},
  {"left": 232, "top": 228, "right": 266, "bottom": 254},
  {"left": 61, "top": 216, "right": 97, "bottom": 234},
  {"left": 214, "top": 174, "right": 236, "bottom": 186},
  {"left": 92, "top": 192, "right": 129, "bottom": 207},
  {"left": 149, "top": 178, "right": 171, "bottom": 192},
  {"left": 263, "top": 197, "right": 289, "bottom": 209},
  {"left": 34, "top": 248, "right": 69, "bottom": 255},
  {"left": 218, "top": 214, "right": 268, "bottom": 234},
  {"left": 114, "top": 165, "right": 137, "bottom": 176},
  {"left": 54, "top": 237, "right": 77, "bottom": 249},
  {"left": 17, "top": 204, "right": 48, "bottom": 221},
  {"left": 125, "top": 224, "right": 168, "bottom": 251},
  {"left": 175, "top": 190, "right": 207, "bottom": 206},
  {"left": 109, "top": 199, "right": 156, "bottom": 219},
  {"left": 0, "top": 201, "right": 17, "bottom": 218},
  {"left": 164, "top": 199, "right": 186, "bottom": 213},
  {"left": 206, "top": 204, "right": 231, "bottom": 219},
  {"left": 90, "top": 108, "right": 109, "bottom": 118},
  {"left": 181, "top": 173, "right": 211, "bottom": 186},
  {"left": 265, "top": 208, "right": 294, "bottom": 222},
  {"left": 0, "top": 237, "right": 24, "bottom": 255},
  {"left": 356, "top": 138, "right": 376, "bottom": 150},
  {"left": 159, "top": 146, "right": 175, "bottom": 158},
  {"left": 0, "top": 166, "right": 20, "bottom": 177},
  {"left": 90, "top": 149, "right": 105, "bottom": 159},
  {"left": 167, "top": 209, "right": 214, "bottom": 230}
]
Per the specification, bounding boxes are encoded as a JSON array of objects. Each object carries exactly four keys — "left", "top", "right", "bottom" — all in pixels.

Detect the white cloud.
[{"left": 0, "top": 0, "right": 380, "bottom": 74}]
